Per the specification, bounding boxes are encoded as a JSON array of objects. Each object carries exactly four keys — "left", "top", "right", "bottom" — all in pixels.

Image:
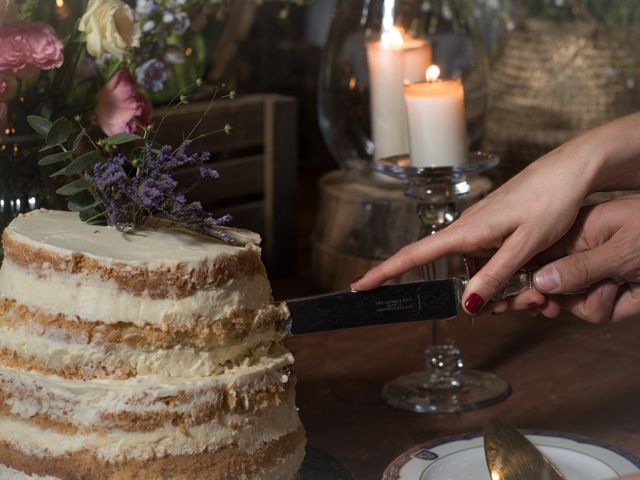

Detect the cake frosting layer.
[
  {"left": 3, "top": 210, "right": 261, "bottom": 264},
  {"left": 0, "top": 353, "right": 294, "bottom": 429},
  {"left": 2, "top": 210, "right": 267, "bottom": 300},
  {"left": 0, "top": 427, "right": 305, "bottom": 480},
  {"left": 0, "top": 257, "right": 274, "bottom": 330},
  {"left": 0, "top": 402, "right": 299, "bottom": 461},
  {"left": 0, "top": 464, "right": 61, "bottom": 480},
  {"left": 0, "top": 323, "right": 280, "bottom": 378},
  {"left": 0, "top": 298, "right": 288, "bottom": 379}
]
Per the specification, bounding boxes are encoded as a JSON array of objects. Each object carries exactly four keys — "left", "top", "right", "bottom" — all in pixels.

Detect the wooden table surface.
[{"left": 283, "top": 309, "right": 640, "bottom": 479}]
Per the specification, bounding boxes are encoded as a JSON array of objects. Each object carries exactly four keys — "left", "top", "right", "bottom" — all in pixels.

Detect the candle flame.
[
  {"left": 381, "top": 26, "right": 404, "bottom": 47},
  {"left": 56, "top": 0, "right": 64, "bottom": 7},
  {"left": 426, "top": 65, "right": 440, "bottom": 82}
]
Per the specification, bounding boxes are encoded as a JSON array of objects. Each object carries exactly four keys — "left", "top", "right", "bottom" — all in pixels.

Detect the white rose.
[{"left": 79, "top": 0, "right": 140, "bottom": 61}]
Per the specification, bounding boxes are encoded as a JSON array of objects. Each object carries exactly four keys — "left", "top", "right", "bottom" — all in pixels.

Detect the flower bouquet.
[
  {"left": 28, "top": 82, "right": 239, "bottom": 242},
  {"left": 0, "top": 0, "right": 306, "bottom": 251}
]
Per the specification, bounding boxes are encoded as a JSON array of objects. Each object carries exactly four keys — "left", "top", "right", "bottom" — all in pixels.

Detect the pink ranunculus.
[
  {"left": 0, "top": 22, "right": 64, "bottom": 79},
  {"left": 95, "top": 69, "right": 152, "bottom": 136}
]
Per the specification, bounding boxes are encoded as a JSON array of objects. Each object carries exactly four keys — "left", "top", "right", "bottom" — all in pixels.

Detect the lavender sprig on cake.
[{"left": 28, "top": 82, "right": 236, "bottom": 243}]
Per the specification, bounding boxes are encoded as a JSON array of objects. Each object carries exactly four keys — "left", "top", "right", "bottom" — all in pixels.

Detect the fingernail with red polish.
[
  {"left": 464, "top": 293, "right": 485, "bottom": 314},
  {"left": 351, "top": 275, "right": 363, "bottom": 284}
]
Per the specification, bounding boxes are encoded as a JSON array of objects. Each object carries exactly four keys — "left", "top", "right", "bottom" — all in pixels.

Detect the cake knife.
[{"left": 286, "top": 270, "right": 533, "bottom": 335}]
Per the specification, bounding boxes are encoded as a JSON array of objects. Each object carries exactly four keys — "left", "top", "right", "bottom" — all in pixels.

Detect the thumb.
[{"left": 534, "top": 243, "right": 620, "bottom": 294}]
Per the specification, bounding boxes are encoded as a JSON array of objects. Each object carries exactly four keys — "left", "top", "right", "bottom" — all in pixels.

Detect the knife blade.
[
  {"left": 484, "top": 417, "right": 565, "bottom": 480},
  {"left": 286, "top": 278, "right": 465, "bottom": 335}
]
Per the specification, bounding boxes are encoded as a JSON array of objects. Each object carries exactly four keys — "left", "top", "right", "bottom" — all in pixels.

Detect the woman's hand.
[
  {"left": 352, "top": 113, "right": 640, "bottom": 315},
  {"left": 351, "top": 144, "right": 594, "bottom": 313},
  {"left": 509, "top": 195, "right": 640, "bottom": 323}
]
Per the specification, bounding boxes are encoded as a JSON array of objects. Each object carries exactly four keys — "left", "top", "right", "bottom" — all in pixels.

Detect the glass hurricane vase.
[{"left": 318, "top": 0, "right": 489, "bottom": 178}]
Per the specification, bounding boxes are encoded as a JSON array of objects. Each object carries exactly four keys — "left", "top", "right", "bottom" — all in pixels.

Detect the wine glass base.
[{"left": 382, "top": 370, "right": 511, "bottom": 413}]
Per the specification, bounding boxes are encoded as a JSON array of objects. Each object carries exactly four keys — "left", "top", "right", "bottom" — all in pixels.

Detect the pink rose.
[
  {"left": 96, "top": 69, "right": 152, "bottom": 136},
  {"left": 0, "top": 22, "right": 64, "bottom": 79}
]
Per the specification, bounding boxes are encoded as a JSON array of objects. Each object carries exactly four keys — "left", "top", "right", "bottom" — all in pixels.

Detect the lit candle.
[
  {"left": 403, "top": 65, "right": 468, "bottom": 167},
  {"left": 366, "top": 27, "right": 432, "bottom": 161}
]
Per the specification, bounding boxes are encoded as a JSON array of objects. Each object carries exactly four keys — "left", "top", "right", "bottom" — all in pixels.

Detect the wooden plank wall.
[{"left": 155, "top": 94, "right": 298, "bottom": 276}]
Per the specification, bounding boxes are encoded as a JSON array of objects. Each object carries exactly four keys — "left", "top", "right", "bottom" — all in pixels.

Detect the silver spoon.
[{"left": 484, "top": 417, "right": 566, "bottom": 480}]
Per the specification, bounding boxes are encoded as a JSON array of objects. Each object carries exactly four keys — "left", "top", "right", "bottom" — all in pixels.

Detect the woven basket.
[{"left": 483, "top": 18, "right": 640, "bottom": 182}]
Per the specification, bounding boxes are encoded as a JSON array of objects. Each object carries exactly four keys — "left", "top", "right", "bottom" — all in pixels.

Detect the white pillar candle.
[
  {"left": 404, "top": 65, "right": 468, "bottom": 167},
  {"left": 367, "top": 27, "right": 431, "bottom": 161}
]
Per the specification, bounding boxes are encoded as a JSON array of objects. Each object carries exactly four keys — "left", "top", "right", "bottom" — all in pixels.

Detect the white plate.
[{"left": 383, "top": 432, "right": 640, "bottom": 480}]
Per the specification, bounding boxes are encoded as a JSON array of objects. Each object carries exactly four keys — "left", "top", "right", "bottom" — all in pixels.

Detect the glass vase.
[
  {"left": 0, "top": 134, "right": 63, "bottom": 261},
  {"left": 318, "top": 0, "right": 490, "bottom": 178}
]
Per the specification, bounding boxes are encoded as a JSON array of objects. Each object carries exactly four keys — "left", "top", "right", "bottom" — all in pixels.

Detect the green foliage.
[
  {"left": 68, "top": 191, "right": 99, "bottom": 213},
  {"left": 18, "top": 0, "right": 53, "bottom": 22},
  {"left": 51, "top": 151, "right": 102, "bottom": 177},
  {"left": 38, "top": 151, "right": 73, "bottom": 166},
  {"left": 46, "top": 118, "right": 73, "bottom": 147},
  {"left": 26, "top": 116, "right": 53, "bottom": 137},
  {"left": 104, "top": 133, "right": 144, "bottom": 146},
  {"left": 56, "top": 178, "right": 91, "bottom": 196},
  {"left": 28, "top": 81, "right": 237, "bottom": 237}
]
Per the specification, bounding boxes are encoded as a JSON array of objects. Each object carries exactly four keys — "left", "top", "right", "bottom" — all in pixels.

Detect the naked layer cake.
[{"left": 0, "top": 209, "right": 305, "bottom": 479}]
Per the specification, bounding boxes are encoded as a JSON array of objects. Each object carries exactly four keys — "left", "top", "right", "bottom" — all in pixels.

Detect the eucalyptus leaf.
[
  {"left": 68, "top": 191, "right": 99, "bottom": 212},
  {"left": 80, "top": 208, "right": 106, "bottom": 224},
  {"left": 51, "top": 150, "right": 101, "bottom": 177},
  {"left": 72, "top": 131, "right": 85, "bottom": 151},
  {"left": 56, "top": 178, "right": 90, "bottom": 196},
  {"left": 27, "top": 115, "right": 53, "bottom": 136},
  {"left": 38, "top": 144, "right": 57, "bottom": 153},
  {"left": 46, "top": 118, "right": 72, "bottom": 146},
  {"left": 105, "top": 133, "right": 143, "bottom": 145},
  {"left": 39, "top": 151, "right": 73, "bottom": 166}
]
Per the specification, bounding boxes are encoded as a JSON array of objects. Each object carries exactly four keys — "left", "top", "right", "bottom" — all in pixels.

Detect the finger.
[
  {"left": 489, "top": 301, "right": 509, "bottom": 315},
  {"left": 609, "top": 283, "right": 640, "bottom": 322},
  {"left": 538, "top": 298, "right": 562, "bottom": 318},
  {"left": 351, "top": 229, "right": 464, "bottom": 291},
  {"left": 533, "top": 242, "right": 622, "bottom": 294},
  {"left": 551, "top": 280, "right": 619, "bottom": 324},
  {"left": 507, "top": 289, "right": 547, "bottom": 311},
  {"left": 462, "top": 228, "right": 538, "bottom": 314}
]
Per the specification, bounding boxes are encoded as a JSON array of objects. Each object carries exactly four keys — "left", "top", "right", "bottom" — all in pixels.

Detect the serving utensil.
[
  {"left": 484, "top": 417, "right": 566, "bottom": 480},
  {"left": 286, "top": 269, "right": 532, "bottom": 335}
]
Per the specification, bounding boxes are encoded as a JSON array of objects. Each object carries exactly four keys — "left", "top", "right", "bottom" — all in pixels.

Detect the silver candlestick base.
[{"left": 374, "top": 152, "right": 510, "bottom": 413}]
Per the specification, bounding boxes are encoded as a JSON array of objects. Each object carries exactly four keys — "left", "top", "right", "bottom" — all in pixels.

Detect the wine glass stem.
[{"left": 417, "top": 197, "right": 464, "bottom": 390}]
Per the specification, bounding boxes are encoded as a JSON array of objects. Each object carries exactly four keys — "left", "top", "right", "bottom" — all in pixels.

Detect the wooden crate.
[{"left": 155, "top": 94, "right": 297, "bottom": 276}]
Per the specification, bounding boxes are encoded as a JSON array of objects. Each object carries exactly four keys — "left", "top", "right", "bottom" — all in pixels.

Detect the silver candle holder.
[{"left": 374, "top": 152, "right": 510, "bottom": 413}]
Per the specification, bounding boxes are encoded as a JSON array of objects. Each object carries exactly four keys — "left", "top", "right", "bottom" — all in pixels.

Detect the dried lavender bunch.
[
  {"left": 87, "top": 141, "right": 234, "bottom": 242},
  {"left": 28, "top": 82, "right": 237, "bottom": 243}
]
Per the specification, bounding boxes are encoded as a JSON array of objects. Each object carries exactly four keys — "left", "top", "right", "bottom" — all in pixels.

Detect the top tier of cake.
[
  {"left": 0, "top": 210, "right": 289, "bottom": 379},
  {"left": 1, "top": 209, "right": 275, "bottom": 328}
]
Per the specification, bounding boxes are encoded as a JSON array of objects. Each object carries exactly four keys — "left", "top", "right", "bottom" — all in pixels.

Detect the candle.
[
  {"left": 403, "top": 65, "right": 468, "bottom": 167},
  {"left": 366, "top": 27, "right": 431, "bottom": 161}
]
